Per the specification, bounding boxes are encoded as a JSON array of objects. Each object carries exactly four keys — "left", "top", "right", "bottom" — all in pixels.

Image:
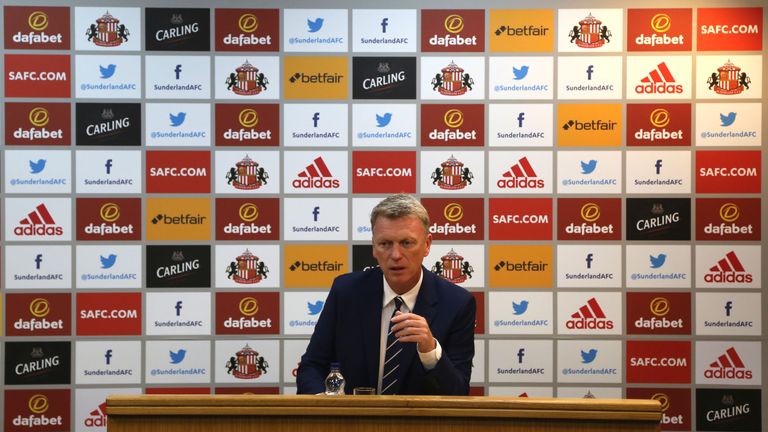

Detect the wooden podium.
[{"left": 106, "top": 395, "right": 661, "bottom": 432}]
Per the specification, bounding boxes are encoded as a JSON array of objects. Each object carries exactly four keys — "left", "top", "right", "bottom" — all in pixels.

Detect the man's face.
[{"left": 372, "top": 215, "right": 432, "bottom": 294}]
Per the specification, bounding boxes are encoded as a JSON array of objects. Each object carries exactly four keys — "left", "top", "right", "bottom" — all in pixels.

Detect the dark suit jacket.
[{"left": 297, "top": 266, "right": 475, "bottom": 395}]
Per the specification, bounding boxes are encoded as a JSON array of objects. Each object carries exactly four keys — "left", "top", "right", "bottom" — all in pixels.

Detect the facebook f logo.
[
  {"left": 381, "top": 18, "right": 389, "bottom": 33},
  {"left": 105, "top": 349, "right": 113, "bottom": 365},
  {"left": 655, "top": 159, "right": 663, "bottom": 175},
  {"left": 585, "top": 253, "right": 593, "bottom": 269},
  {"left": 517, "top": 348, "right": 525, "bottom": 363},
  {"left": 312, "top": 112, "right": 320, "bottom": 127},
  {"left": 725, "top": 301, "right": 733, "bottom": 316},
  {"left": 586, "top": 65, "right": 594, "bottom": 80},
  {"left": 312, "top": 206, "right": 320, "bottom": 222},
  {"left": 35, "top": 254, "right": 43, "bottom": 269},
  {"left": 105, "top": 159, "right": 113, "bottom": 174},
  {"left": 517, "top": 112, "right": 525, "bottom": 128},
  {"left": 175, "top": 301, "right": 183, "bottom": 316},
  {"left": 174, "top": 64, "right": 182, "bottom": 80}
]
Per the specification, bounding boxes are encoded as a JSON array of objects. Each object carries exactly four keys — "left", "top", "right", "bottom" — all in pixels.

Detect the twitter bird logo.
[
  {"left": 100, "top": 254, "right": 117, "bottom": 269},
  {"left": 169, "top": 349, "right": 187, "bottom": 364},
  {"left": 99, "top": 64, "right": 116, "bottom": 79},
  {"left": 29, "top": 159, "right": 47, "bottom": 174},
  {"left": 512, "top": 65, "right": 529, "bottom": 80},
  {"left": 307, "top": 18, "right": 324, "bottom": 33},
  {"left": 512, "top": 300, "right": 529, "bottom": 315},
  {"left": 169, "top": 112, "right": 186, "bottom": 127},
  {"left": 376, "top": 112, "right": 392, "bottom": 127},
  {"left": 649, "top": 254, "right": 667, "bottom": 269},
  {"left": 307, "top": 300, "right": 324, "bottom": 316},
  {"left": 581, "top": 349, "right": 598, "bottom": 364},
  {"left": 580, "top": 159, "right": 597, "bottom": 174},
  {"left": 720, "top": 112, "right": 736, "bottom": 127}
]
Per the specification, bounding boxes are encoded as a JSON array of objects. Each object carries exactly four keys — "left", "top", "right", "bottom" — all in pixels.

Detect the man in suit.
[{"left": 297, "top": 194, "right": 475, "bottom": 395}]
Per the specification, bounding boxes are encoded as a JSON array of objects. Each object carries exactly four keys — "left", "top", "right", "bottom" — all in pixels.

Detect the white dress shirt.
[{"left": 377, "top": 269, "right": 442, "bottom": 394}]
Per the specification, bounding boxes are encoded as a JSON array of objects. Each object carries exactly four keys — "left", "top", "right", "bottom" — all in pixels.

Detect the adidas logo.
[
  {"left": 292, "top": 157, "right": 340, "bottom": 189},
  {"left": 497, "top": 157, "right": 544, "bottom": 189},
  {"left": 705, "top": 347, "right": 753, "bottom": 380},
  {"left": 84, "top": 402, "right": 107, "bottom": 427},
  {"left": 565, "top": 297, "right": 614, "bottom": 330},
  {"left": 635, "top": 62, "right": 684, "bottom": 94},
  {"left": 704, "top": 251, "right": 753, "bottom": 284},
  {"left": 14, "top": 204, "right": 64, "bottom": 236}
]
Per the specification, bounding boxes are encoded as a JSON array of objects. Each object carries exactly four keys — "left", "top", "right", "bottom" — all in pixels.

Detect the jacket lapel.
[{"left": 361, "top": 268, "right": 384, "bottom": 387}]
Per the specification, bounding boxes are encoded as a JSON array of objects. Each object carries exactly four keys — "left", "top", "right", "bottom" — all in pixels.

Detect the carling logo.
[
  {"left": 215, "top": 9, "right": 279, "bottom": 51},
  {"left": 695, "top": 388, "right": 761, "bottom": 431},
  {"left": 352, "top": 57, "right": 416, "bottom": 100},
  {"left": 566, "top": 297, "right": 614, "bottom": 330},
  {"left": 145, "top": 8, "right": 210, "bottom": 51},
  {"left": 4, "top": 6, "right": 70, "bottom": 50},
  {"left": 705, "top": 347, "right": 753, "bottom": 380},
  {"left": 421, "top": 10, "right": 484, "bottom": 52},
  {"left": 627, "top": 9, "right": 692, "bottom": 51},
  {"left": 626, "top": 198, "right": 691, "bottom": 241}
]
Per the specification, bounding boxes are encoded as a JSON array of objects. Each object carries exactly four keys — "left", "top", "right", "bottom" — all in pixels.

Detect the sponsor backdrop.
[{"left": 0, "top": 0, "right": 766, "bottom": 431}]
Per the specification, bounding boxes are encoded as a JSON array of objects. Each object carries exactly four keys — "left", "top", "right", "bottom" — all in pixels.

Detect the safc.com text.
[
  {"left": 8, "top": 71, "right": 67, "bottom": 81},
  {"left": 699, "top": 167, "right": 757, "bottom": 177}
]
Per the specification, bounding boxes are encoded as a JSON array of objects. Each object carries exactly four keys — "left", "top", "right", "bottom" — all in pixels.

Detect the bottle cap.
[{"left": 330, "top": 362, "right": 340, "bottom": 369}]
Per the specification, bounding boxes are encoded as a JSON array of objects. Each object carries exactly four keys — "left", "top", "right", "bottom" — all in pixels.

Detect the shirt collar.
[{"left": 382, "top": 268, "right": 423, "bottom": 312}]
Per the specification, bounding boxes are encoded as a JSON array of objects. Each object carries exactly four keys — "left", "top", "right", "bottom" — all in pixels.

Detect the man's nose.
[{"left": 390, "top": 244, "right": 404, "bottom": 259}]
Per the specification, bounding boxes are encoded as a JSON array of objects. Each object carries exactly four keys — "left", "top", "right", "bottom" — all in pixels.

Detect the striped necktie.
[{"left": 381, "top": 296, "right": 404, "bottom": 395}]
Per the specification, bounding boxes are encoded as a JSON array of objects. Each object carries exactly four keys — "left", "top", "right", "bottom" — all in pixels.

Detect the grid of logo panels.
[{"left": 1, "top": 5, "right": 765, "bottom": 432}]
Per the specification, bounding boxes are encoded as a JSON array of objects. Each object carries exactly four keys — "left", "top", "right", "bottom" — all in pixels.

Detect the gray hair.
[{"left": 370, "top": 194, "right": 430, "bottom": 230}]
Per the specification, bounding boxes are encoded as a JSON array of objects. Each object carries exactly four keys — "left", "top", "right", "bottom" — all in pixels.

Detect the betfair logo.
[
  {"left": 288, "top": 72, "right": 344, "bottom": 84},
  {"left": 100, "top": 203, "right": 121, "bottom": 223},
  {"left": 28, "top": 11, "right": 49, "bottom": 31},
  {"left": 444, "top": 14, "right": 464, "bottom": 33},
  {"left": 719, "top": 203, "right": 740, "bottom": 222},
  {"left": 151, "top": 213, "right": 207, "bottom": 225},
  {"left": 444, "top": 203, "right": 464, "bottom": 222},
  {"left": 238, "top": 109, "right": 259, "bottom": 128},
  {"left": 238, "top": 297, "right": 259, "bottom": 316},
  {"left": 649, "top": 108, "right": 670, "bottom": 128},
  {"left": 580, "top": 203, "right": 600, "bottom": 222},
  {"left": 650, "top": 14, "right": 671, "bottom": 33},
  {"left": 649, "top": 297, "right": 670, "bottom": 317},
  {"left": 29, "top": 107, "right": 50, "bottom": 127},
  {"left": 289, "top": 260, "right": 343, "bottom": 272},
  {"left": 443, "top": 109, "right": 464, "bottom": 128},
  {"left": 29, "top": 394, "right": 49, "bottom": 414},
  {"left": 238, "top": 14, "right": 259, "bottom": 33},
  {"left": 239, "top": 203, "right": 259, "bottom": 222},
  {"left": 30, "top": 298, "right": 51, "bottom": 318}
]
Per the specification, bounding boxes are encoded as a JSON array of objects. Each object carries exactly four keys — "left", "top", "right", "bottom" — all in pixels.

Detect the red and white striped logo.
[
  {"left": 705, "top": 347, "right": 753, "bottom": 380},
  {"left": 704, "top": 251, "right": 753, "bottom": 284},
  {"left": 635, "top": 62, "right": 683, "bottom": 94},
  {"left": 14, "top": 203, "right": 64, "bottom": 236},
  {"left": 565, "top": 297, "right": 614, "bottom": 330},
  {"left": 497, "top": 157, "right": 544, "bottom": 189},
  {"left": 292, "top": 157, "right": 340, "bottom": 189}
]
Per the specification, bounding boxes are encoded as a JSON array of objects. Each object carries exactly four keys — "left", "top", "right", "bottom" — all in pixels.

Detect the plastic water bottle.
[{"left": 324, "top": 362, "right": 345, "bottom": 395}]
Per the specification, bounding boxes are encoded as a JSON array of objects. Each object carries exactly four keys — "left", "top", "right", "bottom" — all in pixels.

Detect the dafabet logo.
[
  {"left": 421, "top": 198, "right": 484, "bottom": 241},
  {"left": 557, "top": 198, "right": 621, "bottom": 241},
  {"left": 216, "top": 198, "right": 279, "bottom": 240},
  {"left": 76, "top": 198, "right": 141, "bottom": 241},
  {"left": 489, "top": 10, "right": 554, "bottom": 52},
  {"left": 488, "top": 245, "right": 552, "bottom": 288},
  {"left": 626, "top": 104, "right": 691, "bottom": 146},
  {"left": 5, "top": 294, "right": 71, "bottom": 336},
  {"left": 283, "top": 245, "right": 348, "bottom": 288},
  {"left": 4, "top": 7, "right": 70, "bottom": 50},
  {"left": 146, "top": 198, "right": 211, "bottom": 241},
  {"left": 421, "top": 10, "right": 484, "bottom": 52},
  {"left": 215, "top": 9, "right": 279, "bottom": 51},
  {"left": 421, "top": 105, "right": 483, "bottom": 147},
  {"left": 4, "top": 390, "right": 69, "bottom": 432},
  {"left": 626, "top": 388, "right": 691, "bottom": 430},
  {"left": 4, "top": 103, "right": 70, "bottom": 146},
  {"left": 215, "top": 292, "right": 279, "bottom": 335},
  {"left": 627, "top": 293, "right": 691, "bottom": 335},
  {"left": 215, "top": 104, "right": 279, "bottom": 146},
  {"left": 284, "top": 56, "right": 347, "bottom": 99},
  {"left": 696, "top": 198, "right": 760, "bottom": 241},
  {"left": 627, "top": 9, "right": 692, "bottom": 51},
  {"left": 557, "top": 104, "right": 621, "bottom": 146}
]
